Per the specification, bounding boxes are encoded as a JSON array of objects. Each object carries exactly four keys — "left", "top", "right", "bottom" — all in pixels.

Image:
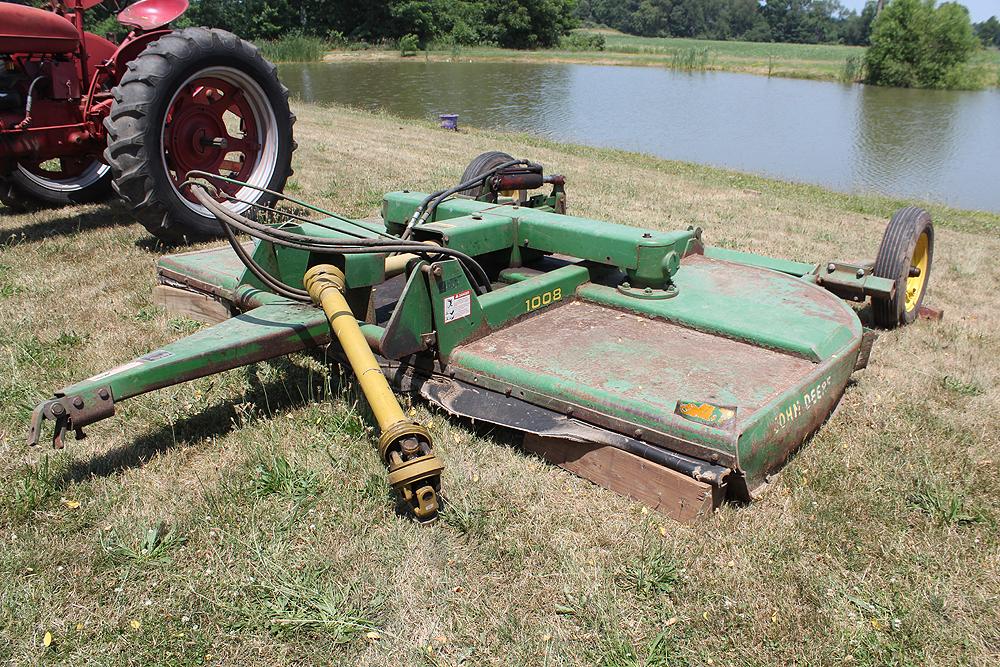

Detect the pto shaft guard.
[{"left": 304, "top": 264, "right": 444, "bottom": 521}]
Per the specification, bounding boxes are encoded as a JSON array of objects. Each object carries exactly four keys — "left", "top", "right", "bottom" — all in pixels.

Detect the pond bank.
[{"left": 320, "top": 33, "right": 1000, "bottom": 87}]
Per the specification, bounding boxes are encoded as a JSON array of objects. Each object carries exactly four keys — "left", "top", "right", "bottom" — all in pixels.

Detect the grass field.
[
  {"left": 323, "top": 31, "right": 1000, "bottom": 86},
  {"left": 599, "top": 32, "right": 864, "bottom": 80},
  {"left": 1, "top": 103, "right": 999, "bottom": 665}
]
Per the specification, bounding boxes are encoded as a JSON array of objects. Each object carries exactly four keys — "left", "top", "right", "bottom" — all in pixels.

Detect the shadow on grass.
[
  {"left": 55, "top": 358, "right": 327, "bottom": 488},
  {"left": 133, "top": 235, "right": 201, "bottom": 253},
  {"left": 0, "top": 200, "right": 135, "bottom": 243}
]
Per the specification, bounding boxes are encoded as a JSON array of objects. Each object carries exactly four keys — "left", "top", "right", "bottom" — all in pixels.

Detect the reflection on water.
[{"left": 280, "top": 61, "right": 1000, "bottom": 212}]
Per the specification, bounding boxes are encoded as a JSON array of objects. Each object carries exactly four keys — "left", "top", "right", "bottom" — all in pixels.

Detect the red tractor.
[{"left": 0, "top": 0, "right": 295, "bottom": 242}]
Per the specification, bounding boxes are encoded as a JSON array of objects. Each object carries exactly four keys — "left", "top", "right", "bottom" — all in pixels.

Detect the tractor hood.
[{"left": 0, "top": 4, "right": 80, "bottom": 55}]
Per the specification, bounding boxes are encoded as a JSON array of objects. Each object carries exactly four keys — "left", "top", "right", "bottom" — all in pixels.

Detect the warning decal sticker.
[{"left": 444, "top": 290, "right": 472, "bottom": 323}]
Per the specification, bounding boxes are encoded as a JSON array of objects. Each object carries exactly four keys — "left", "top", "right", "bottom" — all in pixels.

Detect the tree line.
[
  {"left": 181, "top": 0, "right": 879, "bottom": 47},
  {"left": 975, "top": 16, "right": 1000, "bottom": 48},
  {"left": 178, "top": 1, "right": 577, "bottom": 49},
  {"left": 77, "top": 1, "right": 999, "bottom": 51},
  {"left": 575, "top": 1, "right": 879, "bottom": 45}
]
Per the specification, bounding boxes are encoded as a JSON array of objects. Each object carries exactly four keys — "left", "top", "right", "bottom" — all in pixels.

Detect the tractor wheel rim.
[
  {"left": 16, "top": 160, "right": 109, "bottom": 192},
  {"left": 905, "top": 231, "right": 929, "bottom": 313},
  {"left": 160, "top": 66, "right": 279, "bottom": 218}
]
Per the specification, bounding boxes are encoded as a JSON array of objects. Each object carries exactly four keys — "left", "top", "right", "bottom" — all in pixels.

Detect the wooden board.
[
  {"left": 153, "top": 285, "right": 231, "bottom": 325},
  {"left": 918, "top": 304, "right": 944, "bottom": 321},
  {"left": 522, "top": 434, "right": 723, "bottom": 523}
]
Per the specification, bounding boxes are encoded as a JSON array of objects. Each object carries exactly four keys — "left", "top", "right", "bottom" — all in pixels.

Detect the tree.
[
  {"left": 839, "top": 1, "right": 878, "bottom": 46},
  {"left": 479, "top": 0, "right": 578, "bottom": 49},
  {"left": 975, "top": 16, "right": 1000, "bottom": 48},
  {"left": 761, "top": 0, "right": 846, "bottom": 44},
  {"left": 864, "top": 0, "right": 981, "bottom": 89}
]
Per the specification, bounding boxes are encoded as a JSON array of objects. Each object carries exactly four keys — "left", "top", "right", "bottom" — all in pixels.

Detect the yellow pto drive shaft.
[{"left": 303, "top": 264, "right": 443, "bottom": 521}]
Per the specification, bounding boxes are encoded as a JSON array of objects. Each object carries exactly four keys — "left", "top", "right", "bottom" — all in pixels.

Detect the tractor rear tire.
[
  {"left": 105, "top": 27, "right": 295, "bottom": 244},
  {"left": 457, "top": 151, "right": 516, "bottom": 201},
  {"left": 871, "top": 206, "right": 934, "bottom": 329},
  {"left": 3, "top": 160, "right": 112, "bottom": 207}
]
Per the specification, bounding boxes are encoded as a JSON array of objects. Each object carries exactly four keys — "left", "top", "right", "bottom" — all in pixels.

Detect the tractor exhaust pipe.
[{"left": 303, "top": 264, "right": 443, "bottom": 521}]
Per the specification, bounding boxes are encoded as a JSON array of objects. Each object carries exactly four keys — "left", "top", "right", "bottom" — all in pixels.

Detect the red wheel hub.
[{"left": 163, "top": 76, "right": 261, "bottom": 202}]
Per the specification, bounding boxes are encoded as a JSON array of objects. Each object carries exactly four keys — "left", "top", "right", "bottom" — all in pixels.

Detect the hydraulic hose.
[
  {"left": 400, "top": 158, "right": 536, "bottom": 239},
  {"left": 14, "top": 77, "right": 45, "bottom": 130},
  {"left": 186, "top": 183, "right": 493, "bottom": 298}
]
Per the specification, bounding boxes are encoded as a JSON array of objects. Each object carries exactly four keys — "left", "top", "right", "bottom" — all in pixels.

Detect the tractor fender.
[{"left": 108, "top": 29, "right": 172, "bottom": 80}]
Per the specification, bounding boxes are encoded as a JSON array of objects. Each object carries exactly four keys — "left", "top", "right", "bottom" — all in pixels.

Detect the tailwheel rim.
[
  {"left": 904, "top": 231, "right": 929, "bottom": 313},
  {"left": 16, "top": 158, "right": 110, "bottom": 191},
  {"left": 160, "top": 66, "right": 279, "bottom": 217}
]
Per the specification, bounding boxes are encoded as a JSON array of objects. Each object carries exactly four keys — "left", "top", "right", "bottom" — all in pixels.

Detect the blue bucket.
[{"left": 439, "top": 114, "right": 459, "bottom": 131}]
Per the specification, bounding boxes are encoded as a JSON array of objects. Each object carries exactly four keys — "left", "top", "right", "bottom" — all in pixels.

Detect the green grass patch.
[
  {"left": 671, "top": 47, "right": 710, "bottom": 71},
  {"left": 907, "top": 481, "right": 983, "bottom": 526},
  {"left": 597, "top": 631, "right": 679, "bottom": 667},
  {"left": 101, "top": 522, "right": 188, "bottom": 565},
  {"left": 3, "top": 456, "right": 56, "bottom": 521},
  {"left": 264, "top": 578, "right": 379, "bottom": 641},
  {"left": 251, "top": 454, "right": 321, "bottom": 501},
  {"left": 441, "top": 493, "right": 490, "bottom": 537},
  {"left": 257, "top": 32, "right": 330, "bottom": 63},
  {"left": 940, "top": 375, "right": 985, "bottom": 397},
  {"left": 618, "top": 544, "right": 681, "bottom": 599}
]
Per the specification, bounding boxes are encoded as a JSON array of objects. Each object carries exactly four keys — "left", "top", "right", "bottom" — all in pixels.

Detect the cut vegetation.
[{"left": 1, "top": 103, "right": 998, "bottom": 665}]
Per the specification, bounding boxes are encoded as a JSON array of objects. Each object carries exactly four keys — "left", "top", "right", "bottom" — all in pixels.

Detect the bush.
[
  {"left": 559, "top": 32, "right": 606, "bottom": 51},
  {"left": 399, "top": 33, "right": 420, "bottom": 57},
  {"left": 327, "top": 30, "right": 348, "bottom": 49},
  {"left": 864, "top": 0, "right": 981, "bottom": 89},
  {"left": 841, "top": 54, "right": 866, "bottom": 83}
]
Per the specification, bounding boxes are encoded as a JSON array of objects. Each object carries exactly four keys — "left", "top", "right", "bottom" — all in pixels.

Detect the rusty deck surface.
[
  {"left": 157, "top": 243, "right": 251, "bottom": 297},
  {"left": 452, "top": 300, "right": 816, "bottom": 428},
  {"left": 451, "top": 300, "right": 818, "bottom": 465}
]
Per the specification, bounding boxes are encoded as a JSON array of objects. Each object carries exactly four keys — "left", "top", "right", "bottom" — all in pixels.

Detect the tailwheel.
[
  {"left": 105, "top": 27, "right": 295, "bottom": 244},
  {"left": 458, "top": 150, "right": 516, "bottom": 202},
  {"left": 872, "top": 206, "right": 934, "bottom": 328},
  {"left": 4, "top": 157, "right": 111, "bottom": 206}
]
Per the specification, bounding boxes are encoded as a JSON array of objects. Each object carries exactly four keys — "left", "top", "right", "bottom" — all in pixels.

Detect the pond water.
[{"left": 279, "top": 61, "right": 1000, "bottom": 212}]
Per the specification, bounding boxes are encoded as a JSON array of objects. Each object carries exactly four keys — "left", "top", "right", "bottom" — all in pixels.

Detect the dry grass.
[{"left": 1, "top": 103, "right": 998, "bottom": 666}]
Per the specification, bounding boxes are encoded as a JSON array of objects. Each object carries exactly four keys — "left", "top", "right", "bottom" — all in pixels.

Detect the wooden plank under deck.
[{"left": 522, "top": 434, "right": 723, "bottom": 523}]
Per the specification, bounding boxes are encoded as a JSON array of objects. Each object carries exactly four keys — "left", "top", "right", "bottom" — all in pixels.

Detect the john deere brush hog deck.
[{"left": 27, "top": 153, "right": 936, "bottom": 522}]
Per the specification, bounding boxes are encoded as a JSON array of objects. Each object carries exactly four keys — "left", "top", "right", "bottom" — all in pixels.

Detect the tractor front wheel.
[{"left": 105, "top": 27, "right": 295, "bottom": 243}]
